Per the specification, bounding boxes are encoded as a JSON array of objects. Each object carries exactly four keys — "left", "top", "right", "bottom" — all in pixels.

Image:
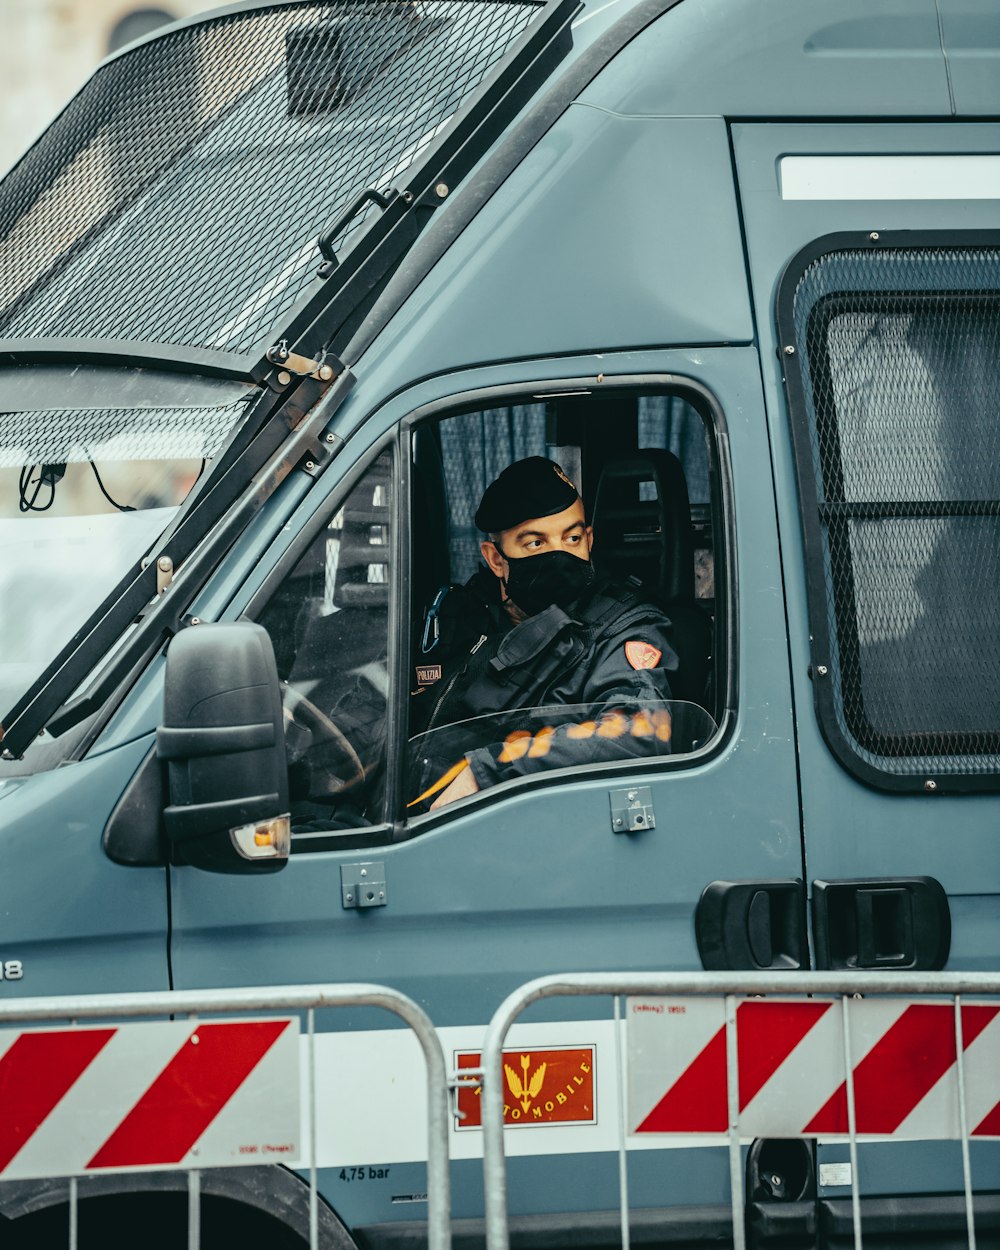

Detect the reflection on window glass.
[
  {"left": 823, "top": 299, "right": 1000, "bottom": 752},
  {"left": 0, "top": 397, "right": 245, "bottom": 721},
  {"left": 257, "top": 451, "right": 393, "bottom": 832},
  {"left": 408, "top": 700, "right": 717, "bottom": 814},
  {"left": 790, "top": 244, "right": 1000, "bottom": 772},
  {"left": 824, "top": 307, "right": 1000, "bottom": 504}
]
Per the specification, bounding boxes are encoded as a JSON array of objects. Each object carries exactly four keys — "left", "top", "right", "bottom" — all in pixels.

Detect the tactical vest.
[{"left": 419, "top": 576, "right": 660, "bottom": 733}]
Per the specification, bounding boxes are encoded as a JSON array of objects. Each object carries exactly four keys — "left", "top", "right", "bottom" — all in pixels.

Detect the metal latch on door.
[
  {"left": 610, "top": 786, "right": 655, "bottom": 833},
  {"left": 341, "top": 862, "right": 387, "bottom": 909}
]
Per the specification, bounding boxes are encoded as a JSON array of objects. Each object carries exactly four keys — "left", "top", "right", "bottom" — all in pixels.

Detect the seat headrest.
[{"left": 591, "top": 450, "right": 695, "bottom": 601}]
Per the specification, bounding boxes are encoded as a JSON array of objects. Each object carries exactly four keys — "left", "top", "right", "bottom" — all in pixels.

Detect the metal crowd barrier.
[
  {"left": 0, "top": 983, "right": 451, "bottom": 1250},
  {"left": 481, "top": 970, "right": 1000, "bottom": 1250}
]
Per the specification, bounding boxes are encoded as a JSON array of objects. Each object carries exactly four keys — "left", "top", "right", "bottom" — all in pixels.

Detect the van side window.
[
  {"left": 257, "top": 450, "right": 393, "bottom": 832},
  {"left": 779, "top": 239, "right": 1000, "bottom": 787},
  {"left": 407, "top": 388, "right": 725, "bottom": 816},
  {"left": 252, "top": 387, "right": 727, "bottom": 838}
]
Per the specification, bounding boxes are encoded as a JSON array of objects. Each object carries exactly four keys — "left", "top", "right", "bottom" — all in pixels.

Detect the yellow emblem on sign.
[{"left": 504, "top": 1054, "right": 548, "bottom": 1114}]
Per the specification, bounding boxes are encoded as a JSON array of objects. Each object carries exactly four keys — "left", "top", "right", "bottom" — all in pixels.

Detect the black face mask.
[{"left": 500, "top": 549, "right": 595, "bottom": 616}]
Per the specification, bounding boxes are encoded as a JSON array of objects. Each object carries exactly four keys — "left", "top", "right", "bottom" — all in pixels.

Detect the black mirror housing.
[{"left": 158, "top": 622, "right": 289, "bottom": 874}]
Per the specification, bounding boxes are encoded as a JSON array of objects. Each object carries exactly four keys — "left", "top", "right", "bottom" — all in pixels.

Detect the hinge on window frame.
[
  {"left": 266, "top": 340, "right": 342, "bottom": 387},
  {"left": 140, "top": 553, "right": 174, "bottom": 594}
]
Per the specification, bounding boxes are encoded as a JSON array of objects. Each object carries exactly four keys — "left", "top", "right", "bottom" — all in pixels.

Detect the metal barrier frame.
[
  {"left": 0, "top": 983, "right": 451, "bottom": 1250},
  {"left": 481, "top": 971, "right": 1000, "bottom": 1250}
]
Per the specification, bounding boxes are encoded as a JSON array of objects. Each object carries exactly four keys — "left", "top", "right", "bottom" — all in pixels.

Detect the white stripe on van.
[{"left": 779, "top": 155, "right": 1000, "bottom": 201}]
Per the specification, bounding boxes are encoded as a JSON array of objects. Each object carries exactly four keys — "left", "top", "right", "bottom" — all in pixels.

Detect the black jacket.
[{"left": 409, "top": 570, "right": 679, "bottom": 802}]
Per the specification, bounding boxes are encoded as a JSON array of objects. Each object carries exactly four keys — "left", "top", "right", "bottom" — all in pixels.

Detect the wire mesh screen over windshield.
[
  {"left": 787, "top": 244, "right": 1000, "bottom": 782},
  {"left": 0, "top": 396, "right": 252, "bottom": 468},
  {"left": 0, "top": 0, "right": 538, "bottom": 356}
]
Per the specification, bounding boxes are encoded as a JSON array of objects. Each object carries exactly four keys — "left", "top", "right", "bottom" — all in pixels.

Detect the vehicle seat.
[{"left": 591, "top": 451, "right": 712, "bottom": 706}]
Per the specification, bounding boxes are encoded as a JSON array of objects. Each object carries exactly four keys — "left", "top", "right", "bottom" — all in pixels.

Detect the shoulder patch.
[{"left": 625, "top": 640, "right": 662, "bottom": 670}]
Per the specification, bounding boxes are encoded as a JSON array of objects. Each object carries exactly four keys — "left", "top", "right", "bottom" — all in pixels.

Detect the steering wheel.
[{"left": 282, "top": 684, "right": 366, "bottom": 796}]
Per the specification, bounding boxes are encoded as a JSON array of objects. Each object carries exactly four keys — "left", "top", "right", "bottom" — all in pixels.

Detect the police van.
[{"left": 0, "top": 0, "right": 997, "bottom": 1244}]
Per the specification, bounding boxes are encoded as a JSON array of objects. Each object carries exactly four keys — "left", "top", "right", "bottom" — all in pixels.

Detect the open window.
[
  {"left": 249, "top": 377, "right": 730, "bottom": 844},
  {"left": 408, "top": 383, "right": 726, "bottom": 712}
]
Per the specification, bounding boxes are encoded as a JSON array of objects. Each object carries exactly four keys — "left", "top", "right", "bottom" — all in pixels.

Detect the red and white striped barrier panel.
[
  {"left": 627, "top": 997, "right": 1000, "bottom": 1139},
  {"left": 0, "top": 1017, "right": 299, "bottom": 1179}
]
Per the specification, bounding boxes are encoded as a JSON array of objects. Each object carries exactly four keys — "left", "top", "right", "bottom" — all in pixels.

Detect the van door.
[
  {"left": 733, "top": 120, "right": 1000, "bottom": 965},
  {"left": 167, "top": 347, "right": 803, "bottom": 1234},
  {"left": 733, "top": 121, "right": 1000, "bottom": 1241}
]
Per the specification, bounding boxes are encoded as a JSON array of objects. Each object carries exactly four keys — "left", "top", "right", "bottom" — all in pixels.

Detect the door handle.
[
  {"left": 812, "top": 877, "right": 951, "bottom": 970},
  {"left": 696, "top": 880, "right": 807, "bottom": 970}
]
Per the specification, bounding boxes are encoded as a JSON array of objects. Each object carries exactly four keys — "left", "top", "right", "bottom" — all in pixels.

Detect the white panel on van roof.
[{"left": 780, "top": 155, "right": 1000, "bottom": 200}]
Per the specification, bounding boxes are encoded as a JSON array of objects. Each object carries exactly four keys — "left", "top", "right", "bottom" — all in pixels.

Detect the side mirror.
[{"left": 158, "top": 622, "right": 289, "bottom": 874}]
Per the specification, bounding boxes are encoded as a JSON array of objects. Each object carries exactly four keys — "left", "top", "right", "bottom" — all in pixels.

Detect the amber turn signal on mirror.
[{"left": 230, "top": 815, "right": 291, "bottom": 861}]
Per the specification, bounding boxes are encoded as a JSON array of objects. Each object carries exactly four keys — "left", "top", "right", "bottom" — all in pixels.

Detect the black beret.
[{"left": 474, "top": 457, "right": 580, "bottom": 533}]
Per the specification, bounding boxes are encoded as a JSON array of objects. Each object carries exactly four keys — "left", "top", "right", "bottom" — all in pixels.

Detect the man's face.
[{"left": 480, "top": 499, "right": 592, "bottom": 582}]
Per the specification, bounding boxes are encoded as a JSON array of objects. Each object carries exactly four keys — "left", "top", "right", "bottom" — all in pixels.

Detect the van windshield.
[
  {"left": 0, "top": 0, "right": 540, "bottom": 360},
  {"left": 0, "top": 397, "right": 247, "bottom": 729}
]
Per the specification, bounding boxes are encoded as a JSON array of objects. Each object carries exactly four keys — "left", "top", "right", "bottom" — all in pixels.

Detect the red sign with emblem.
[{"left": 454, "top": 1047, "right": 595, "bottom": 1128}]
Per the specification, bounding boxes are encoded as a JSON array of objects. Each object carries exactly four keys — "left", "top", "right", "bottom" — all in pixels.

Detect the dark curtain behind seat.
[
  {"left": 440, "top": 405, "right": 547, "bottom": 584},
  {"left": 438, "top": 396, "right": 708, "bottom": 585}
]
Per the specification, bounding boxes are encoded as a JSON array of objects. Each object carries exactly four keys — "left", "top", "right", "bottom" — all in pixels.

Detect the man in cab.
[{"left": 409, "top": 457, "right": 679, "bottom": 809}]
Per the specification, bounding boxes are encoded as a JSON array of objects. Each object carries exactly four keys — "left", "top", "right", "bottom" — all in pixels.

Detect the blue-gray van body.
[{"left": 0, "top": 0, "right": 998, "bottom": 1244}]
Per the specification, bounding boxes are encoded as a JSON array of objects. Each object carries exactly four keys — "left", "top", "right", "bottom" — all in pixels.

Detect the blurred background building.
[{"left": 0, "top": 0, "right": 217, "bottom": 175}]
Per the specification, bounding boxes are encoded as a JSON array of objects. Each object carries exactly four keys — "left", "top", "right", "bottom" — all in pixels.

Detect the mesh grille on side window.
[
  {"left": 781, "top": 239, "right": 1000, "bottom": 787},
  {"left": 0, "top": 0, "right": 537, "bottom": 357}
]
